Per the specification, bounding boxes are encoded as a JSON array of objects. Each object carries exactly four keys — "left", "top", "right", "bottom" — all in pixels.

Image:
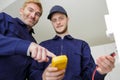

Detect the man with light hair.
[{"left": 0, "top": 0, "right": 55, "bottom": 80}]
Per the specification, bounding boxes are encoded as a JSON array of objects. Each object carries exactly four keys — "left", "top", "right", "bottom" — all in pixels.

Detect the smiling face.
[
  {"left": 19, "top": 2, "right": 42, "bottom": 29},
  {"left": 51, "top": 12, "right": 69, "bottom": 35}
]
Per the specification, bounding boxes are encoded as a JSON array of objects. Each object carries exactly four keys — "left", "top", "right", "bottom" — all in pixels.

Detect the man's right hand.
[
  {"left": 42, "top": 64, "right": 65, "bottom": 80},
  {"left": 28, "top": 42, "right": 56, "bottom": 62}
]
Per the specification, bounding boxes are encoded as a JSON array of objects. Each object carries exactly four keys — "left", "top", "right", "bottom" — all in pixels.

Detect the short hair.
[{"left": 23, "top": 0, "right": 43, "bottom": 15}]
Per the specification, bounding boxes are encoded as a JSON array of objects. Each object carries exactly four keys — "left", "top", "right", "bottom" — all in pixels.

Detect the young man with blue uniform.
[
  {"left": 0, "top": 0, "right": 55, "bottom": 80},
  {"left": 39, "top": 5, "right": 115, "bottom": 80}
]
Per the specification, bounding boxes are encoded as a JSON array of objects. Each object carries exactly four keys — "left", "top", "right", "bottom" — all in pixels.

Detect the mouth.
[
  {"left": 56, "top": 25, "right": 62, "bottom": 28},
  {"left": 26, "top": 19, "right": 35, "bottom": 26},
  {"left": 28, "top": 19, "right": 34, "bottom": 23}
]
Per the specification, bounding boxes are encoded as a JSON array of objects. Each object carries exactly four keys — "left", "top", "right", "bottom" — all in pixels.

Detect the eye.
[
  {"left": 59, "top": 17, "right": 64, "bottom": 21},
  {"left": 35, "top": 12, "right": 41, "bottom": 17},
  {"left": 51, "top": 19, "right": 57, "bottom": 23},
  {"left": 28, "top": 8, "right": 34, "bottom": 12}
]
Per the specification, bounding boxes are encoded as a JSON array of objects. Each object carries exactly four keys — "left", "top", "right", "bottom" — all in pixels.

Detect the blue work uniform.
[
  {"left": 39, "top": 35, "right": 106, "bottom": 80},
  {"left": 0, "top": 12, "right": 42, "bottom": 80}
]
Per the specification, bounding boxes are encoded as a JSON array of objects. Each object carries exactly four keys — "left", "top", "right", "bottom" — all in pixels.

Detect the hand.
[
  {"left": 28, "top": 42, "right": 56, "bottom": 62},
  {"left": 42, "top": 64, "right": 65, "bottom": 80},
  {"left": 96, "top": 55, "right": 115, "bottom": 74}
]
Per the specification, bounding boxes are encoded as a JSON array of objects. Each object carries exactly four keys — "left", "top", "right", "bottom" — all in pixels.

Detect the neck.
[{"left": 56, "top": 31, "right": 69, "bottom": 39}]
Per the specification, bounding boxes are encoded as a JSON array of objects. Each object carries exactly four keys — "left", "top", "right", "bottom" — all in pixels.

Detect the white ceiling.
[
  {"left": 0, "top": 0, "right": 16, "bottom": 11},
  {"left": 1, "top": 0, "right": 114, "bottom": 46}
]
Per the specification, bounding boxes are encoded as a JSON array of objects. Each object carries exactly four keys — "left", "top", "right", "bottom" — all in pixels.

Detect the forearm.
[
  {"left": 0, "top": 34, "right": 31, "bottom": 56},
  {"left": 94, "top": 71, "right": 106, "bottom": 80}
]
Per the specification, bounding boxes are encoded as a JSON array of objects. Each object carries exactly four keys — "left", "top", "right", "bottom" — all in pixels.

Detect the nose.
[
  {"left": 56, "top": 19, "right": 61, "bottom": 24},
  {"left": 31, "top": 12, "right": 36, "bottom": 18}
]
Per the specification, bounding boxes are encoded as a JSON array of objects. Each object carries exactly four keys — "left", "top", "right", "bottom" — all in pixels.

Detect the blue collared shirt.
[
  {"left": 39, "top": 35, "right": 106, "bottom": 80},
  {"left": 0, "top": 12, "right": 42, "bottom": 80}
]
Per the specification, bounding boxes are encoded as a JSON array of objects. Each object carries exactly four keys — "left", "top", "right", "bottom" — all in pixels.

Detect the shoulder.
[
  {"left": 0, "top": 12, "right": 16, "bottom": 24},
  {"left": 40, "top": 39, "right": 53, "bottom": 45},
  {"left": 73, "top": 37, "right": 89, "bottom": 46},
  {"left": 67, "top": 35, "right": 89, "bottom": 45},
  {"left": 0, "top": 12, "right": 13, "bottom": 19},
  {"left": 0, "top": 12, "right": 8, "bottom": 17}
]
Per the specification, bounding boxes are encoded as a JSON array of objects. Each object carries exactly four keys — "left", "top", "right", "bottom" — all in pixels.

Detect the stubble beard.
[{"left": 55, "top": 26, "right": 68, "bottom": 34}]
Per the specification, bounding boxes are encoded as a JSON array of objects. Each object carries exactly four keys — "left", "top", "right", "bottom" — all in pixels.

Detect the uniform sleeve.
[
  {"left": 94, "top": 71, "right": 106, "bottom": 80},
  {"left": 80, "top": 41, "right": 106, "bottom": 80},
  {"left": 0, "top": 34, "right": 31, "bottom": 56}
]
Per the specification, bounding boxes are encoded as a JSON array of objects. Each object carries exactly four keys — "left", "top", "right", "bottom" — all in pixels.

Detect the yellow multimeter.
[{"left": 51, "top": 55, "right": 68, "bottom": 70}]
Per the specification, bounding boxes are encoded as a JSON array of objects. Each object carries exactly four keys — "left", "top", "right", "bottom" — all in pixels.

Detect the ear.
[
  {"left": 19, "top": 8, "right": 23, "bottom": 15},
  {"left": 67, "top": 17, "right": 69, "bottom": 22}
]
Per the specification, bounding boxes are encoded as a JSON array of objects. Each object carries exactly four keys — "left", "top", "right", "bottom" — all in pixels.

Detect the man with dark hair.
[{"left": 39, "top": 5, "right": 115, "bottom": 80}]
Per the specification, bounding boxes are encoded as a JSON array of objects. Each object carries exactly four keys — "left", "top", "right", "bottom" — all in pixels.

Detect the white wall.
[{"left": 91, "top": 43, "right": 120, "bottom": 80}]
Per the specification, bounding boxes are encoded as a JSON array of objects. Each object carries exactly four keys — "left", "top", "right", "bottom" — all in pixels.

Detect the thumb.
[{"left": 46, "top": 50, "right": 56, "bottom": 58}]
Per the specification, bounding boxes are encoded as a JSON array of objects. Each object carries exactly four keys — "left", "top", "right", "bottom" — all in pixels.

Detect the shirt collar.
[
  {"left": 29, "top": 29, "right": 35, "bottom": 34},
  {"left": 53, "top": 35, "right": 74, "bottom": 40}
]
